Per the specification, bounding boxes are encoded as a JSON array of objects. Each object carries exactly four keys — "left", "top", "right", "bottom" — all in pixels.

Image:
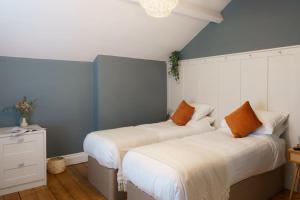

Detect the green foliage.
[{"left": 168, "top": 51, "right": 181, "bottom": 82}]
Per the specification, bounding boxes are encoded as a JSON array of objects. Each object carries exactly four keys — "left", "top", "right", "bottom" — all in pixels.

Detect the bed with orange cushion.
[
  {"left": 123, "top": 129, "right": 286, "bottom": 200},
  {"left": 123, "top": 102, "right": 288, "bottom": 200}
]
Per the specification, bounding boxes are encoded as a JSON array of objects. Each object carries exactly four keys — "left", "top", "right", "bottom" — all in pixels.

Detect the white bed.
[
  {"left": 84, "top": 119, "right": 214, "bottom": 170},
  {"left": 123, "top": 128, "right": 286, "bottom": 200},
  {"left": 84, "top": 118, "right": 215, "bottom": 194}
]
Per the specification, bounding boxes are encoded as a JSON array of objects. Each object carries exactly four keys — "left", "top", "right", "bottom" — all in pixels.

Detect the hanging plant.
[{"left": 168, "top": 51, "right": 181, "bottom": 82}]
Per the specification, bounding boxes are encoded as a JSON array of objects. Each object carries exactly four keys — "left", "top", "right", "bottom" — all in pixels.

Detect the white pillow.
[
  {"left": 186, "top": 117, "right": 215, "bottom": 130},
  {"left": 220, "top": 119, "right": 228, "bottom": 128},
  {"left": 255, "top": 110, "right": 289, "bottom": 132},
  {"left": 220, "top": 110, "right": 289, "bottom": 136},
  {"left": 252, "top": 122, "right": 288, "bottom": 137},
  {"left": 205, "top": 116, "right": 216, "bottom": 125},
  {"left": 190, "top": 103, "right": 215, "bottom": 121}
]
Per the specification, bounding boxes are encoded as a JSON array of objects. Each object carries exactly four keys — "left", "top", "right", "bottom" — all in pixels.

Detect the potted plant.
[{"left": 168, "top": 51, "right": 181, "bottom": 82}]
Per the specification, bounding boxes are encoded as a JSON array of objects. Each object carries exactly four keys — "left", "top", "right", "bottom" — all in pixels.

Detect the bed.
[
  {"left": 83, "top": 118, "right": 215, "bottom": 200},
  {"left": 123, "top": 128, "right": 286, "bottom": 200}
]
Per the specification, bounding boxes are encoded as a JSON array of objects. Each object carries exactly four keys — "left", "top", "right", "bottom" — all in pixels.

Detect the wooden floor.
[{"left": 1, "top": 163, "right": 299, "bottom": 200}]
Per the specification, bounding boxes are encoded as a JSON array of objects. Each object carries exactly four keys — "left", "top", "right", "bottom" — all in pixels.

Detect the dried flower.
[{"left": 15, "top": 96, "right": 36, "bottom": 118}]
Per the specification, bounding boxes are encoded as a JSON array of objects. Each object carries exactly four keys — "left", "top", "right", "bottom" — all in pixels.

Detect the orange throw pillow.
[
  {"left": 171, "top": 100, "right": 195, "bottom": 126},
  {"left": 225, "top": 101, "right": 262, "bottom": 138}
]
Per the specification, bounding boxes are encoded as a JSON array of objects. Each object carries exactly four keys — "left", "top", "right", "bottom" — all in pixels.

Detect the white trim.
[
  {"left": 181, "top": 45, "right": 300, "bottom": 64},
  {"left": 47, "top": 152, "right": 88, "bottom": 166}
]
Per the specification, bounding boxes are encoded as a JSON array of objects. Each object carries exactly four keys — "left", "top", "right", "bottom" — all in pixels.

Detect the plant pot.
[{"left": 20, "top": 117, "right": 28, "bottom": 127}]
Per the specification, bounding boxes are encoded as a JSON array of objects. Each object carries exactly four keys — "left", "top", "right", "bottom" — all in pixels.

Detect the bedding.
[
  {"left": 221, "top": 110, "right": 289, "bottom": 137},
  {"left": 190, "top": 103, "right": 215, "bottom": 121},
  {"left": 83, "top": 118, "right": 215, "bottom": 191},
  {"left": 171, "top": 100, "right": 195, "bottom": 126},
  {"left": 225, "top": 101, "right": 262, "bottom": 138},
  {"left": 123, "top": 128, "right": 286, "bottom": 200},
  {"left": 186, "top": 116, "right": 215, "bottom": 128},
  {"left": 254, "top": 110, "right": 289, "bottom": 132}
]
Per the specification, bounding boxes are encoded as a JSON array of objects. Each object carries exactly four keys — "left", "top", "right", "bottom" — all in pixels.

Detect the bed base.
[
  {"left": 88, "top": 156, "right": 126, "bottom": 200},
  {"left": 127, "top": 165, "right": 285, "bottom": 200}
]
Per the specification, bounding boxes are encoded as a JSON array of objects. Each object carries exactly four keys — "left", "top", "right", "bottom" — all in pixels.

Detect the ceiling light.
[{"left": 139, "top": 0, "right": 178, "bottom": 18}]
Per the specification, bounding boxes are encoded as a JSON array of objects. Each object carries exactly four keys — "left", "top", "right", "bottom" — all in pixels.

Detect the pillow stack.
[
  {"left": 225, "top": 101, "right": 262, "bottom": 138},
  {"left": 222, "top": 101, "right": 289, "bottom": 138},
  {"left": 171, "top": 101, "right": 195, "bottom": 126},
  {"left": 251, "top": 110, "right": 289, "bottom": 137},
  {"left": 171, "top": 100, "right": 215, "bottom": 126}
]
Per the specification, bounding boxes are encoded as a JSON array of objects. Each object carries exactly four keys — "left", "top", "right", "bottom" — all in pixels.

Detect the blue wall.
[
  {"left": 0, "top": 56, "right": 93, "bottom": 157},
  {"left": 93, "top": 55, "right": 167, "bottom": 130},
  {"left": 0, "top": 55, "right": 167, "bottom": 157},
  {"left": 181, "top": 0, "right": 300, "bottom": 59}
]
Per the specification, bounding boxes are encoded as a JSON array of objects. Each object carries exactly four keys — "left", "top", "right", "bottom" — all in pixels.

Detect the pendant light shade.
[{"left": 139, "top": 0, "right": 178, "bottom": 18}]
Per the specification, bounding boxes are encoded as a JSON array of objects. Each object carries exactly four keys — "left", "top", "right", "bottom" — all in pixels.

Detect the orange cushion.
[
  {"left": 225, "top": 101, "right": 262, "bottom": 138},
  {"left": 171, "top": 100, "right": 195, "bottom": 126}
]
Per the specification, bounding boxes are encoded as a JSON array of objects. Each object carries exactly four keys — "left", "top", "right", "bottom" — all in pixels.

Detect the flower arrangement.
[
  {"left": 2, "top": 96, "right": 36, "bottom": 127},
  {"left": 15, "top": 96, "right": 36, "bottom": 118}
]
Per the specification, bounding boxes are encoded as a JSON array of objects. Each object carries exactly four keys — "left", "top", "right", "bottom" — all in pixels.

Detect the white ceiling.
[{"left": 0, "top": 0, "right": 230, "bottom": 62}]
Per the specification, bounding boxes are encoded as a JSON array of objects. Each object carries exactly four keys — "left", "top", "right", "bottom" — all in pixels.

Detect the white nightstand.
[{"left": 0, "top": 125, "right": 47, "bottom": 196}]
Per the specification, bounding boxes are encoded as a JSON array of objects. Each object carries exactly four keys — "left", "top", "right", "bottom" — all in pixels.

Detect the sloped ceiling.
[{"left": 0, "top": 0, "right": 230, "bottom": 61}]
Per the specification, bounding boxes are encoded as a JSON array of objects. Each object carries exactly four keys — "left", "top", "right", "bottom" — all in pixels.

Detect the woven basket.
[{"left": 47, "top": 157, "right": 66, "bottom": 174}]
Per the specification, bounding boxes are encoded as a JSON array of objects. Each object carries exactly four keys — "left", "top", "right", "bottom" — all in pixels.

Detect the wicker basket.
[{"left": 47, "top": 157, "right": 66, "bottom": 174}]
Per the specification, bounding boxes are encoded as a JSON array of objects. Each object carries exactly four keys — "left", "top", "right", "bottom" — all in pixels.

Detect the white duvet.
[
  {"left": 83, "top": 119, "right": 214, "bottom": 190},
  {"left": 123, "top": 128, "right": 286, "bottom": 200}
]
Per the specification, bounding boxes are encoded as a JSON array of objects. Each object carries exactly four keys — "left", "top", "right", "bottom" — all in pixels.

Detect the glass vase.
[{"left": 20, "top": 117, "right": 28, "bottom": 127}]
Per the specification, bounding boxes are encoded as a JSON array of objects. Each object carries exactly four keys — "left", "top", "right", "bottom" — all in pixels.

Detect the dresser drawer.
[
  {"left": 2, "top": 133, "right": 43, "bottom": 154},
  {"left": 2, "top": 134, "right": 43, "bottom": 170},
  {"left": 0, "top": 132, "right": 45, "bottom": 189},
  {"left": 1, "top": 163, "right": 44, "bottom": 188}
]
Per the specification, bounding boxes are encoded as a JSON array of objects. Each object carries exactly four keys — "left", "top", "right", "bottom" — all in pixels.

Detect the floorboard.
[
  {"left": 0, "top": 163, "right": 299, "bottom": 200},
  {"left": 2, "top": 193, "right": 20, "bottom": 200}
]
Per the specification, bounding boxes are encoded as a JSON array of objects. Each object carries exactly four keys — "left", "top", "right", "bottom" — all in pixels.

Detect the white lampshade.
[{"left": 139, "top": 0, "right": 178, "bottom": 18}]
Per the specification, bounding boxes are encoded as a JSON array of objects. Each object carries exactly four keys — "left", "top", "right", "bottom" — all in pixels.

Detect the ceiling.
[{"left": 0, "top": 0, "right": 231, "bottom": 61}]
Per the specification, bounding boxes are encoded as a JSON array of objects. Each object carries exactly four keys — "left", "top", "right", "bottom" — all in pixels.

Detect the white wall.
[{"left": 167, "top": 45, "right": 300, "bottom": 188}]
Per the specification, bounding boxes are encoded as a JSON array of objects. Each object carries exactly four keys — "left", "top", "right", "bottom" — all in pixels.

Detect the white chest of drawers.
[{"left": 0, "top": 125, "right": 47, "bottom": 196}]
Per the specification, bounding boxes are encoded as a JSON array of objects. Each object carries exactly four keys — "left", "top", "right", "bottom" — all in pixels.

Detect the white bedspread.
[
  {"left": 83, "top": 119, "right": 214, "bottom": 190},
  {"left": 123, "top": 128, "right": 286, "bottom": 200}
]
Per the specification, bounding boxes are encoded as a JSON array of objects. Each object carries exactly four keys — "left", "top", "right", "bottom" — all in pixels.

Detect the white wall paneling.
[
  {"left": 218, "top": 60, "right": 241, "bottom": 123},
  {"left": 167, "top": 45, "right": 300, "bottom": 188},
  {"left": 241, "top": 57, "right": 268, "bottom": 110}
]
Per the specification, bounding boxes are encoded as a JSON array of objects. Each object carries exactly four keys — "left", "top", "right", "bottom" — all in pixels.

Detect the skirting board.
[{"left": 47, "top": 152, "right": 88, "bottom": 166}]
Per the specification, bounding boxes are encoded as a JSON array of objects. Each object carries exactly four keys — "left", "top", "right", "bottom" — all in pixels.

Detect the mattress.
[
  {"left": 83, "top": 119, "right": 214, "bottom": 169},
  {"left": 122, "top": 128, "right": 286, "bottom": 200}
]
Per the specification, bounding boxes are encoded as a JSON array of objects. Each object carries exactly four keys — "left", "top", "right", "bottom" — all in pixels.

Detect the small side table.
[{"left": 288, "top": 148, "right": 300, "bottom": 200}]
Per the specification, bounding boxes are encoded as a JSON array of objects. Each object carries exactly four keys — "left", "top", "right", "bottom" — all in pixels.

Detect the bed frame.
[
  {"left": 127, "top": 165, "right": 285, "bottom": 200},
  {"left": 88, "top": 156, "right": 126, "bottom": 200}
]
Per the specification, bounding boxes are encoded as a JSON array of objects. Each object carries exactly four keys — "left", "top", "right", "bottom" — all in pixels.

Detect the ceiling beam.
[
  {"left": 125, "top": 0, "right": 223, "bottom": 23},
  {"left": 174, "top": 0, "right": 223, "bottom": 23}
]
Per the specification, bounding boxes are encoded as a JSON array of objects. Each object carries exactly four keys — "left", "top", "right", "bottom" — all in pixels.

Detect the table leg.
[{"left": 290, "top": 165, "right": 300, "bottom": 200}]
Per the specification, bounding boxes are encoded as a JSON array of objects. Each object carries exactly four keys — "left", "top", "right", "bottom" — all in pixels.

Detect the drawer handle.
[
  {"left": 18, "top": 138, "right": 24, "bottom": 143},
  {"left": 18, "top": 163, "right": 25, "bottom": 168}
]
